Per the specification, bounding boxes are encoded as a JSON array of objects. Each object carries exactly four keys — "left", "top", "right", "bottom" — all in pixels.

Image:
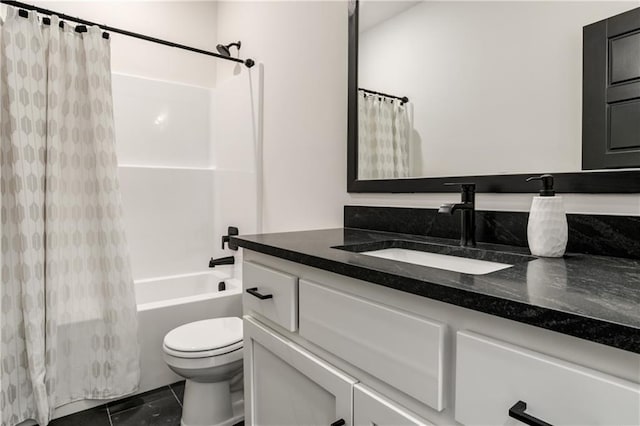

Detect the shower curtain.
[
  {"left": 358, "top": 90, "right": 410, "bottom": 179},
  {"left": 0, "top": 8, "right": 140, "bottom": 426}
]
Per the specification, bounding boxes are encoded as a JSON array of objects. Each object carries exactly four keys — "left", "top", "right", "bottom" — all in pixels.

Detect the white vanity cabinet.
[
  {"left": 242, "top": 259, "right": 435, "bottom": 426},
  {"left": 242, "top": 252, "right": 640, "bottom": 426}
]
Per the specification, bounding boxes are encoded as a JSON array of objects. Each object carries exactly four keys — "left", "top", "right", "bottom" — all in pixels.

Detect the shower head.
[{"left": 216, "top": 41, "right": 241, "bottom": 57}]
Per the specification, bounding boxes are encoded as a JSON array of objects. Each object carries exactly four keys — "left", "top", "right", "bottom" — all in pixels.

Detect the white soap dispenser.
[{"left": 526, "top": 174, "right": 567, "bottom": 257}]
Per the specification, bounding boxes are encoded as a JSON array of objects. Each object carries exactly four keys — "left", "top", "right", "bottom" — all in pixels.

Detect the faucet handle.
[
  {"left": 443, "top": 182, "right": 476, "bottom": 192},
  {"left": 444, "top": 182, "right": 476, "bottom": 203},
  {"left": 222, "top": 226, "right": 239, "bottom": 250}
]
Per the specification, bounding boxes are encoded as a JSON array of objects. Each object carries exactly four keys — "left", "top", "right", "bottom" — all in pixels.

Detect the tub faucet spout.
[{"left": 209, "top": 256, "right": 235, "bottom": 268}]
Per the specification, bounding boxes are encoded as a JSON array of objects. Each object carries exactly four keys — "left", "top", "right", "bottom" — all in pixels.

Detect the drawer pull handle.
[
  {"left": 246, "top": 287, "right": 273, "bottom": 300},
  {"left": 330, "top": 420, "right": 346, "bottom": 426},
  {"left": 509, "top": 401, "right": 552, "bottom": 426}
]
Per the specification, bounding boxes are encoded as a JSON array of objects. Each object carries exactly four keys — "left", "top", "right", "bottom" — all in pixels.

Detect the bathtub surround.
[
  {"left": 112, "top": 75, "right": 214, "bottom": 168},
  {"left": 0, "top": 8, "right": 140, "bottom": 426},
  {"left": 344, "top": 206, "right": 640, "bottom": 259},
  {"left": 118, "top": 166, "right": 216, "bottom": 280},
  {"left": 114, "top": 70, "right": 262, "bottom": 281}
]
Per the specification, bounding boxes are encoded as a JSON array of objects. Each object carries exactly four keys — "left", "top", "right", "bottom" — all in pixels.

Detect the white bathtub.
[
  {"left": 136, "top": 266, "right": 242, "bottom": 393},
  {"left": 136, "top": 268, "right": 240, "bottom": 310}
]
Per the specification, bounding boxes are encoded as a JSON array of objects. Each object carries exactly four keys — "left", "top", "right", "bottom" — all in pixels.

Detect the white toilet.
[{"left": 163, "top": 317, "right": 244, "bottom": 426}]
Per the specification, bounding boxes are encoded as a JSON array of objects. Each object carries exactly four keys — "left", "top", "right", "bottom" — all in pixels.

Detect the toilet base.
[{"left": 180, "top": 380, "right": 244, "bottom": 426}]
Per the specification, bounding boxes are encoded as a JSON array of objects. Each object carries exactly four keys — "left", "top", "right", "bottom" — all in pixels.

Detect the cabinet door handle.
[
  {"left": 509, "top": 401, "right": 552, "bottom": 426},
  {"left": 246, "top": 287, "right": 273, "bottom": 300},
  {"left": 330, "top": 420, "right": 346, "bottom": 426}
]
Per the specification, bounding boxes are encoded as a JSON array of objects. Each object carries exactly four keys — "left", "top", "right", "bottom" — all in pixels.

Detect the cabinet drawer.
[
  {"left": 455, "top": 331, "right": 640, "bottom": 426},
  {"left": 299, "top": 279, "right": 446, "bottom": 411},
  {"left": 354, "top": 384, "right": 433, "bottom": 426},
  {"left": 243, "top": 261, "right": 298, "bottom": 332}
]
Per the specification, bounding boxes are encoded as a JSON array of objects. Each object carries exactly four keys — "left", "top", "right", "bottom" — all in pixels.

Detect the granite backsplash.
[{"left": 344, "top": 205, "right": 640, "bottom": 260}]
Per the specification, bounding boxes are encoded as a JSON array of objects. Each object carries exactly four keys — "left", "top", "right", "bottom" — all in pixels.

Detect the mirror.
[{"left": 347, "top": 0, "right": 640, "bottom": 192}]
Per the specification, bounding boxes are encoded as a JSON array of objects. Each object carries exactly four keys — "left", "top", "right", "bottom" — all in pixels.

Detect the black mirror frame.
[{"left": 347, "top": 0, "right": 640, "bottom": 193}]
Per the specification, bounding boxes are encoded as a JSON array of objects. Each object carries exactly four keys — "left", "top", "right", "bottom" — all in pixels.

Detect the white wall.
[
  {"left": 216, "top": 1, "right": 348, "bottom": 232},
  {"left": 359, "top": 1, "right": 638, "bottom": 178},
  {"left": 217, "top": 1, "right": 639, "bottom": 221},
  {"left": 34, "top": 1, "right": 220, "bottom": 87}
]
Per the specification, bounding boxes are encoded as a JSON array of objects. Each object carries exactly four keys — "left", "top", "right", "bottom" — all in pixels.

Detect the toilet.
[{"left": 163, "top": 317, "right": 244, "bottom": 426}]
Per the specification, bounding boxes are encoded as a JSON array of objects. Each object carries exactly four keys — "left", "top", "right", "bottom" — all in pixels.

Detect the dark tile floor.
[{"left": 47, "top": 381, "right": 244, "bottom": 426}]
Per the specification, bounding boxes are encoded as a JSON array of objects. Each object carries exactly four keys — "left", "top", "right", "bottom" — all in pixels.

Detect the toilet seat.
[
  {"left": 163, "top": 317, "right": 243, "bottom": 359},
  {"left": 163, "top": 340, "right": 243, "bottom": 359}
]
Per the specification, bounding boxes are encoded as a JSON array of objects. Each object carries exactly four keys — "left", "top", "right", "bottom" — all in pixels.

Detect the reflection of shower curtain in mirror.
[
  {"left": 358, "top": 92, "right": 410, "bottom": 179},
  {"left": 0, "top": 8, "right": 140, "bottom": 426}
]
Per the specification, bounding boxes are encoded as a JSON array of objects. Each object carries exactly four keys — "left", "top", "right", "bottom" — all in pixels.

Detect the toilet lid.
[{"left": 164, "top": 317, "right": 242, "bottom": 352}]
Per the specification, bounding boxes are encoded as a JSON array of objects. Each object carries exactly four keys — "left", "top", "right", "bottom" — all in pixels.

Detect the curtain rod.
[
  {"left": 0, "top": 0, "right": 255, "bottom": 68},
  {"left": 358, "top": 87, "right": 408, "bottom": 104}
]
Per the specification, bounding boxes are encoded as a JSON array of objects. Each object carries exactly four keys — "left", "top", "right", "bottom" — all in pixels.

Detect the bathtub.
[{"left": 136, "top": 266, "right": 242, "bottom": 393}]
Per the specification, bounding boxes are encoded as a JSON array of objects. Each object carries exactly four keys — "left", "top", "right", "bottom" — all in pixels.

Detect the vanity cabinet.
[{"left": 242, "top": 252, "right": 640, "bottom": 426}]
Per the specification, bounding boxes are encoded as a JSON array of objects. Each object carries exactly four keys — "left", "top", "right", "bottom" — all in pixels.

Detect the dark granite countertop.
[{"left": 232, "top": 228, "right": 640, "bottom": 354}]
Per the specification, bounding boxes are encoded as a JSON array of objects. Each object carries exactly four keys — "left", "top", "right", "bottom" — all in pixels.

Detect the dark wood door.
[{"left": 583, "top": 7, "right": 640, "bottom": 170}]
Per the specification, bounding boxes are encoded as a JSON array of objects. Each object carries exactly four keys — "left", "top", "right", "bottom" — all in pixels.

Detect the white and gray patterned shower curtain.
[
  {"left": 0, "top": 8, "right": 140, "bottom": 426},
  {"left": 358, "top": 91, "right": 410, "bottom": 179}
]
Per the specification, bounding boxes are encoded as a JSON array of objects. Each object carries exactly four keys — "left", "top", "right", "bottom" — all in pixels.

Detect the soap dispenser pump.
[{"left": 526, "top": 174, "right": 567, "bottom": 257}]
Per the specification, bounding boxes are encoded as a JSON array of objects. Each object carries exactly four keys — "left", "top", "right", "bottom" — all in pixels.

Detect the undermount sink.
[
  {"left": 334, "top": 240, "right": 536, "bottom": 275},
  {"left": 360, "top": 248, "right": 512, "bottom": 275}
]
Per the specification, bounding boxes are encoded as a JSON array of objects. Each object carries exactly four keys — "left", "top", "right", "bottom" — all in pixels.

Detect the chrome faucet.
[{"left": 438, "top": 183, "right": 476, "bottom": 247}]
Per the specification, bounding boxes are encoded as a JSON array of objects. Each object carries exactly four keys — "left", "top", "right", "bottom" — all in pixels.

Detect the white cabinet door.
[
  {"left": 244, "top": 316, "right": 357, "bottom": 426},
  {"left": 354, "top": 384, "right": 434, "bottom": 426},
  {"left": 456, "top": 331, "right": 640, "bottom": 426}
]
